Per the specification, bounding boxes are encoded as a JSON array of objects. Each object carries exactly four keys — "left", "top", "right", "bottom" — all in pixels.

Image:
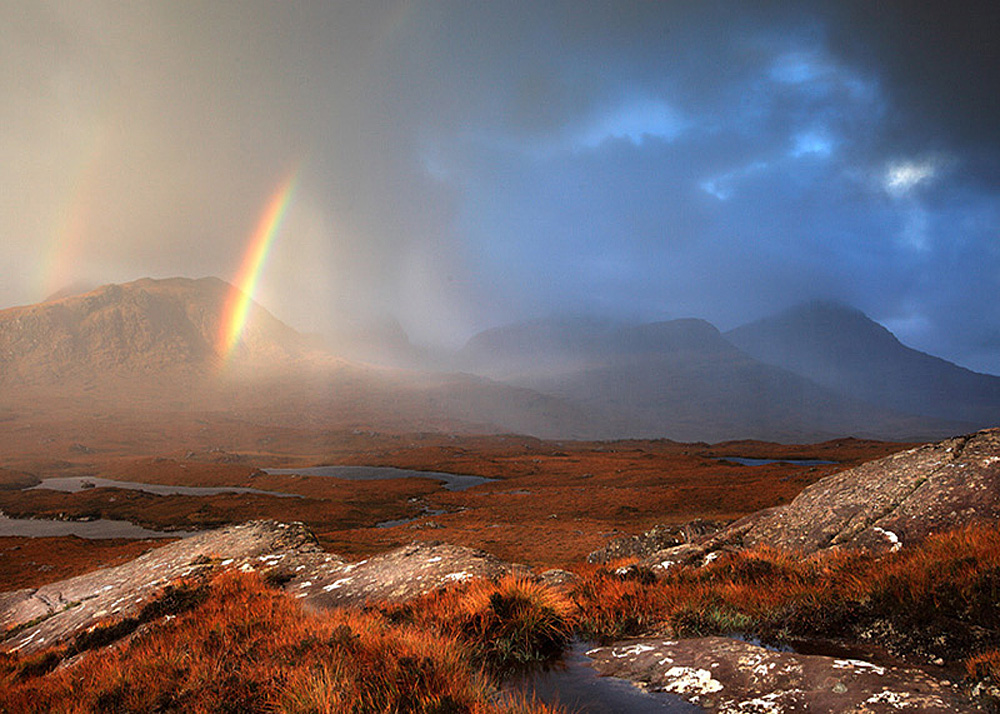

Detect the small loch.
[
  {"left": 30, "top": 476, "right": 302, "bottom": 499},
  {"left": 263, "top": 465, "right": 495, "bottom": 491},
  {"left": 715, "top": 457, "right": 837, "bottom": 466},
  {"left": 0, "top": 513, "right": 196, "bottom": 539}
]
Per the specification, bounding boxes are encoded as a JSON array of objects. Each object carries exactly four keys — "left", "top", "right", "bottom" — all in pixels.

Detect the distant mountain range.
[
  {"left": 1, "top": 277, "right": 994, "bottom": 442},
  {"left": 456, "top": 312, "right": 983, "bottom": 442},
  {"left": 726, "top": 301, "right": 1000, "bottom": 426}
]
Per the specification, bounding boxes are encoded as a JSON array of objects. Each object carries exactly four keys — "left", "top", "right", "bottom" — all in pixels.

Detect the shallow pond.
[
  {"left": 0, "top": 513, "right": 195, "bottom": 539},
  {"left": 263, "top": 465, "right": 495, "bottom": 491},
  {"left": 30, "top": 476, "right": 302, "bottom": 499}
]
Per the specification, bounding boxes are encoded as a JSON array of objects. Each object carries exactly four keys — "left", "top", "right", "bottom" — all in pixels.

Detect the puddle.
[
  {"left": 714, "top": 457, "right": 837, "bottom": 466},
  {"left": 0, "top": 513, "right": 197, "bottom": 539},
  {"left": 725, "top": 633, "right": 795, "bottom": 652},
  {"left": 503, "top": 642, "right": 701, "bottom": 713},
  {"left": 263, "top": 465, "right": 495, "bottom": 491}
]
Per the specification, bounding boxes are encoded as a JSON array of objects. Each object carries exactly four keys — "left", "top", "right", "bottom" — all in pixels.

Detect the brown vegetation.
[
  {"left": 6, "top": 523, "right": 1000, "bottom": 710},
  {"left": 571, "top": 522, "right": 1000, "bottom": 672},
  {"left": 0, "top": 570, "right": 564, "bottom": 714},
  {"left": 0, "top": 430, "right": 909, "bottom": 586}
]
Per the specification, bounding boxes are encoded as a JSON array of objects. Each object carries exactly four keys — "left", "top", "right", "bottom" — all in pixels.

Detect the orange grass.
[
  {"left": 0, "top": 571, "right": 564, "bottom": 714},
  {"left": 379, "top": 576, "right": 577, "bottom": 675},
  {"left": 571, "top": 524, "right": 1000, "bottom": 665}
]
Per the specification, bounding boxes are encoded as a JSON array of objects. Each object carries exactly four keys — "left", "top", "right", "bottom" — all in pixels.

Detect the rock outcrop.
[
  {"left": 588, "top": 520, "right": 721, "bottom": 564},
  {"left": 588, "top": 636, "right": 973, "bottom": 712},
  {"left": 639, "top": 428, "right": 1000, "bottom": 569},
  {"left": 0, "top": 521, "right": 523, "bottom": 654},
  {"left": 286, "top": 540, "right": 527, "bottom": 610}
]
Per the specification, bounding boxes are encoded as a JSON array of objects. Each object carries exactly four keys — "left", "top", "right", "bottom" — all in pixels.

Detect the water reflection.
[
  {"left": 504, "top": 642, "right": 701, "bottom": 713},
  {"left": 31, "top": 476, "right": 301, "bottom": 498},
  {"left": 0, "top": 513, "right": 196, "bottom": 539},
  {"left": 264, "top": 465, "right": 495, "bottom": 491}
]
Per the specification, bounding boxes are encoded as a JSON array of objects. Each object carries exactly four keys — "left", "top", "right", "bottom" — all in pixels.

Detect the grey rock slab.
[
  {"left": 289, "top": 540, "right": 530, "bottom": 609},
  {"left": 587, "top": 636, "right": 974, "bottom": 713},
  {"left": 588, "top": 519, "right": 722, "bottom": 565},
  {"left": 0, "top": 520, "right": 330, "bottom": 654}
]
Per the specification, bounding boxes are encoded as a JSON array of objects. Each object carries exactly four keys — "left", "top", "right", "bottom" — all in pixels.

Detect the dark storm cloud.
[
  {"left": 827, "top": 1, "right": 1000, "bottom": 178},
  {"left": 2, "top": 1, "right": 998, "bottom": 371}
]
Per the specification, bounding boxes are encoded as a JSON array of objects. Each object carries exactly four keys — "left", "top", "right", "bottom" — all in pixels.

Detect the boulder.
[
  {"left": 740, "top": 429, "right": 1000, "bottom": 553},
  {"left": 0, "top": 521, "right": 327, "bottom": 654},
  {"left": 287, "top": 540, "right": 529, "bottom": 609},
  {"left": 587, "top": 636, "right": 974, "bottom": 712}
]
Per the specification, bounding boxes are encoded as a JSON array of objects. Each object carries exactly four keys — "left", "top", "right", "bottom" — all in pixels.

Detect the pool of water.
[
  {"left": 503, "top": 642, "right": 701, "bottom": 713},
  {"left": 715, "top": 457, "right": 837, "bottom": 466},
  {"left": 263, "top": 465, "right": 495, "bottom": 491},
  {"left": 0, "top": 513, "right": 196, "bottom": 539},
  {"left": 29, "top": 476, "right": 302, "bottom": 499},
  {"left": 375, "top": 507, "right": 448, "bottom": 529}
]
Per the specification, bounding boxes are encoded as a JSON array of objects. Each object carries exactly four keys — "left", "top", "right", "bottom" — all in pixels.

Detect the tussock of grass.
[
  {"left": 0, "top": 571, "right": 564, "bottom": 714},
  {"left": 380, "top": 576, "right": 577, "bottom": 675}
]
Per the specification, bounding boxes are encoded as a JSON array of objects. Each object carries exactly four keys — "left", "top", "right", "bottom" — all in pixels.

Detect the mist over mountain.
[
  {"left": 0, "top": 277, "right": 990, "bottom": 443},
  {"left": 457, "top": 315, "right": 972, "bottom": 442},
  {"left": 0, "top": 277, "right": 606, "bottom": 439},
  {"left": 726, "top": 301, "right": 1000, "bottom": 425}
]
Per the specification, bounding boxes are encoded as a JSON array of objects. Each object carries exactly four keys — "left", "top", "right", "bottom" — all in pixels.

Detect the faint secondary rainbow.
[{"left": 218, "top": 169, "right": 299, "bottom": 358}]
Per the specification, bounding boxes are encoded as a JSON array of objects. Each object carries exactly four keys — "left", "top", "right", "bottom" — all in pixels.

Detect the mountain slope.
[
  {"left": 0, "top": 277, "right": 606, "bottom": 439},
  {"left": 0, "top": 277, "right": 313, "bottom": 385},
  {"left": 459, "top": 317, "right": 967, "bottom": 442},
  {"left": 726, "top": 301, "right": 1000, "bottom": 426}
]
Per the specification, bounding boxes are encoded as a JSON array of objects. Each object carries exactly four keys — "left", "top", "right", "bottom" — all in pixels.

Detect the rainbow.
[{"left": 217, "top": 170, "right": 299, "bottom": 357}]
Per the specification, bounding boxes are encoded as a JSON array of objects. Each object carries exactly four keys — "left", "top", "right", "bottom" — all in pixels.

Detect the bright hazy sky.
[{"left": 3, "top": 1, "right": 999, "bottom": 372}]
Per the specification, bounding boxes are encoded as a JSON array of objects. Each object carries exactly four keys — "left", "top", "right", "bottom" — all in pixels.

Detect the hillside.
[
  {"left": 726, "top": 301, "right": 1000, "bottom": 426},
  {"left": 458, "top": 316, "right": 968, "bottom": 442},
  {"left": 0, "top": 277, "right": 313, "bottom": 385}
]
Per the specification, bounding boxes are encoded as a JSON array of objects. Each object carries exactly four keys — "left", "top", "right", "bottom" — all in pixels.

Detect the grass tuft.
[{"left": 380, "top": 576, "right": 577, "bottom": 676}]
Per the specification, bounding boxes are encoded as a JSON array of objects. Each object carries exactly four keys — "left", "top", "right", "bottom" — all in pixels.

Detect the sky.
[{"left": 2, "top": 1, "right": 1000, "bottom": 372}]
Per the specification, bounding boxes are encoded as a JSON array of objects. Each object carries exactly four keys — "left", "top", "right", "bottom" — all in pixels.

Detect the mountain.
[
  {"left": 726, "top": 301, "right": 1000, "bottom": 427},
  {"left": 455, "top": 315, "right": 624, "bottom": 378},
  {"left": 0, "top": 277, "right": 603, "bottom": 439},
  {"left": 458, "top": 316, "right": 967, "bottom": 442},
  {"left": 0, "top": 277, "right": 314, "bottom": 386},
  {"left": 1, "top": 281, "right": 983, "bottom": 442}
]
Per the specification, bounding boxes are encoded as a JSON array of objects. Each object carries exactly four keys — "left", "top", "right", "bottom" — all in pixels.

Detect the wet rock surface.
[
  {"left": 1, "top": 520, "right": 523, "bottom": 654},
  {"left": 588, "top": 636, "right": 974, "bottom": 712}
]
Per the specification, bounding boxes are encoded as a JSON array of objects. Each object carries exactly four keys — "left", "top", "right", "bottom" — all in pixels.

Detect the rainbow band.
[{"left": 218, "top": 170, "right": 298, "bottom": 357}]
